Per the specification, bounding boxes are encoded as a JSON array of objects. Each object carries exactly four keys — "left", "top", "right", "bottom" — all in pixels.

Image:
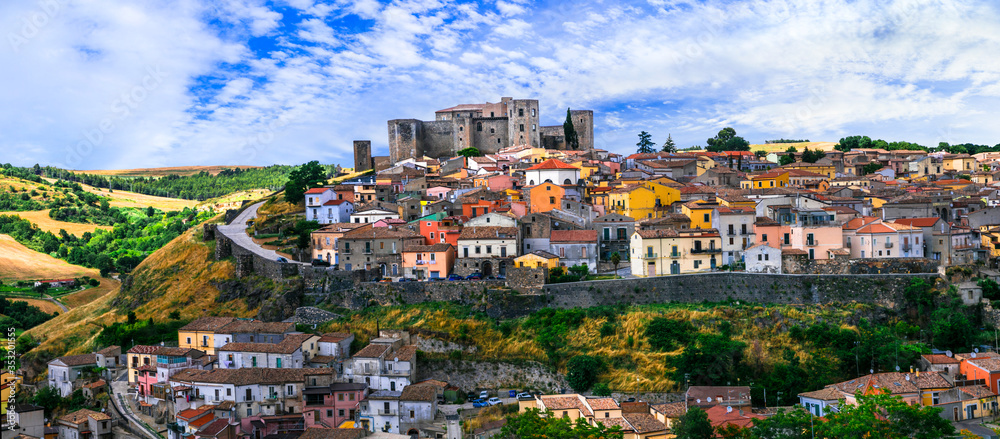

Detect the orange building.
[
  {"left": 525, "top": 182, "right": 566, "bottom": 213},
  {"left": 416, "top": 213, "right": 465, "bottom": 246}
]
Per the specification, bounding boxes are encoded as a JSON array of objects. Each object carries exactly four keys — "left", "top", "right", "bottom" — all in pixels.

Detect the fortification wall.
[{"left": 420, "top": 120, "right": 457, "bottom": 158}]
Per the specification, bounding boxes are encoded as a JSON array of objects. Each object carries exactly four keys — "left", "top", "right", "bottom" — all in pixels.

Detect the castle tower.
[
  {"left": 387, "top": 119, "right": 423, "bottom": 164},
  {"left": 503, "top": 98, "right": 540, "bottom": 148},
  {"left": 569, "top": 110, "right": 594, "bottom": 150},
  {"left": 353, "top": 140, "right": 372, "bottom": 172}
]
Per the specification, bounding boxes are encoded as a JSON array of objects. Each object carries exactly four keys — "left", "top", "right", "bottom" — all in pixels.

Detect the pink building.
[
  {"left": 136, "top": 365, "right": 158, "bottom": 402},
  {"left": 402, "top": 244, "right": 456, "bottom": 280},
  {"left": 426, "top": 186, "right": 451, "bottom": 201},
  {"left": 487, "top": 175, "right": 517, "bottom": 192},
  {"left": 303, "top": 383, "right": 367, "bottom": 428}
]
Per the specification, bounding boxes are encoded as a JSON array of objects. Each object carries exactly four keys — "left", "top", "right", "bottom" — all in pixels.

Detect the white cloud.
[{"left": 4, "top": 0, "right": 1000, "bottom": 169}]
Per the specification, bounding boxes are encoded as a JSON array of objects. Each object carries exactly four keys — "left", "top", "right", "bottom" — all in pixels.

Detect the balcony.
[
  {"left": 644, "top": 253, "right": 657, "bottom": 259},
  {"left": 806, "top": 240, "right": 816, "bottom": 247},
  {"left": 382, "top": 368, "right": 410, "bottom": 377},
  {"left": 415, "top": 260, "right": 438, "bottom": 265},
  {"left": 691, "top": 248, "right": 722, "bottom": 254},
  {"left": 885, "top": 242, "right": 893, "bottom": 248},
  {"left": 377, "top": 409, "right": 397, "bottom": 416},
  {"left": 670, "top": 252, "right": 680, "bottom": 258},
  {"left": 902, "top": 244, "right": 911, "bottom": 251},
  {"left": 364, "top": 249, "right": 373, "bottom": 254},
  {"left": 727, "top": 230, "right": 737, "bottom": 236},
  {"left": 845, "top": 241, "right": 852, "bottom": 248}
]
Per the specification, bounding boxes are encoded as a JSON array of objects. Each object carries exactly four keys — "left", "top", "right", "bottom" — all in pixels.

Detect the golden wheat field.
[
  {"left": 10, "top": 298, "right": 63, "bottom": 315},
  {"left": 749, "top": 142, "right": 839, "bottom": 154},
  {"left": 74, "top": 182, "right": 198, "bottom": 210},
  {"left": 5, "top": 210, "right": 111, "bottom": 236},
  {"left": 0, "top": 235, "right": 96, "bottom": 281}
]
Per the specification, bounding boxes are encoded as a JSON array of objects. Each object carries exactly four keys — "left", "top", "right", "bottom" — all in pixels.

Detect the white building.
[
  {"left": 548, "top": 230, "right": 597, "bottom": 272},
  {"left": 218, "top": 334, "right": 319, "bottom": 369},
  {"left": 47, "top": 354, "right": 96, "bottom": 397},
  {"left": 344, "top": 342, "right": 417, "bottom": 392},
  {"left": 361, "top": 391, "right": 401, "bottom": 434},
  {"left": 56, "top": 409, "right": 112, "bottom": 439},
  {"left": 524, "top": 159, "right": 581, "bottom": 186},
  {"left": 307, "top": 200, "right": 354, "bottom": 225},
  {"left": 712, "top": 207, "right": 756, "bottom": 265},
  {"left": 171, "top": 368, "right": 333, "bottom": 418},
  {"left": 317, "top": 332, "right": 355, "bottom": 361},
  {"left": 463, "top": 212, "right": 517, "bottom": 228},
  {"left": 456, "top": 226, "right": 518, "bottom": 259},
  {"left": 351, "top": 208, "right": 400, "bottom": 224},
  {"left": 745, "top": 244, "right": 782, "bottom": 273}
]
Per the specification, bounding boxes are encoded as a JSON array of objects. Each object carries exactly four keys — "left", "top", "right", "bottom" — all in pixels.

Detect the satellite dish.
[
  {"left": 696, "top": 399, "right": 702, "bottom": 403},
  {"left": 727, "top": 406, "right": 733, "bottom": 413},
  {"left": 946, "top": 350, "right": 953, "bottom": 357},
  {"left": 973, "top": 352, "right": 978, "bottom": 358},
  {"left": 870, "top": 369, "right": 874, "bottom": 374},
  {"left": 895, "top": 366, "right": 900, "bottom": 372},
  {"left": 707, "top": 397, "right": 713, "bottom": 402},
  {"left": 976, "top": 348, "right": 980, "bottom": 353},
  {"left": 905, "top": 374, "right": 910, "bottom": 381},
  {"left": 394, "top": 357, "right": 399, "bottom": 362}
]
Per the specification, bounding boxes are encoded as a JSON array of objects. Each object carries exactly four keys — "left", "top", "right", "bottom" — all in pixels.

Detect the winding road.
[{"left": 215, "top": 201, "right": 306, "bottom": 264}]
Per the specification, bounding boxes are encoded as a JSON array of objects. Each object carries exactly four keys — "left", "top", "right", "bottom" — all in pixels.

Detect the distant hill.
[
  {"left": 73, "top": 165, "right": 263, "bottom": 178},
  {"left": 750, "top": 141, "right": 839, "bottom": 153}
]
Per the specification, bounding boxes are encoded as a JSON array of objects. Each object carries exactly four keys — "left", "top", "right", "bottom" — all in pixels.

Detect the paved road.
[
  {"left": 438, "top": 397, "right": 518, "bottom": 415},
  {"left": 43, "top": 294, "right": 68, "bottom": 312},
  {"left": 109, "top": 378, "right": 161, "bottom": 439},
  {"left": 216, "top": 201, "right": 306, "bottom": 265}
]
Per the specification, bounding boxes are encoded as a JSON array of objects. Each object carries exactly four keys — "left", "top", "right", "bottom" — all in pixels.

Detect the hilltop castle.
[{"left": 387, "top": 97, "right": 594, "bottom": 163}]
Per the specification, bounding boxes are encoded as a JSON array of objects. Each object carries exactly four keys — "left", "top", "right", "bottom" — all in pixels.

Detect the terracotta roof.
[
  {"left": 636, "top": 229, "right": 679, "bottom": 238},
  {"left": 651, "top": 401, "right": 687, "bottom": 418},
  {"left": 585, "top": 397, "right": 619, "bottom": 411},
  {"left": 393, "top": 346, "right": 418, "bottom": 362},
  {"left": 353, "top": 344, "right": 391, "bottom": 359},
  {"left": 892, "top": 218, "right": 941, "bottom": 228},
  {"left": 189, "top": 413, "right": 216, "bottom": 429},
  {"left": 180, "top": 317, "right": 237, "bottom": 332},
  {"left": 402, "top": 244, "right": 454, "bottom": 253},
  {"left": 218, "top": 320, "right": 296, "bottom": 335},
  {"left": 526, "top": 159, "right": 580, "bottom": 171},
  {"left": 342, "top": 225, "right": 420, "bottom": 240},
  {"left": 319, "top": 332, "right": 352, "bottom": 343},
  {"left": 177, "top": 408, "right": 211, "bottom": 421},
  {"left": 704, "top": 405, "right": 764, "bottom": 429},
  {"left": 399, "top": 384, "right": 437, "bottom": 401},
  {"left": 959, "top": 386, "right": 996, "bottom": 399},
  {"left": 968, "top": 357, "right": 1000, "bottom": 372},
  {"left": 913, "top": 372, "right": 951, "bottom": 389},
  {"left": 541, "top": 396, "right": 593, "bottom": 417},
  {"left": 622, "top": 413, "right": 667, "bottom": 433},
  {"left": 458, "top": 226, "right": 518, "bottom": 240},
  {"left": 52, "top": 353, "right": 97, "bottom": 367},
  {"left": 550, "top": 229, "right": 597, "bottom": 243},
  {"left": 435, "top": 103, "right": 486, "bottom": 113},
  {"left": 305, "top": 188, "right": 332, "bottom": 194},
  {"left": 95, "top": 346, "right": 120, "bottom": 356},
  {"left": 842, "top": 216, "right": 880, "bottom": 230},
  {"left": 922, "top": 354, "right": 959, "bottom": 364},
  {"left": 195, "top": 418, "right": 231, "bottom": 437},
  {"left": 58, "top": 409, "right": 110, "bottom": 425},
  {"left": 297, "top": 427, "right": 366, "bottom": 439},
  {"left": 220, "top": 333, "right": 316, "bottom": 354},
  {"left": 82, "top": 380, "right": 106, "bottom": 389},
  {"left": 831, "top": 373, "right": 920, "bottom": 395}
]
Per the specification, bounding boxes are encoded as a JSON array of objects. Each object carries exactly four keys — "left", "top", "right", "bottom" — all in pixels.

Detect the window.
[
  {"left": 349, "top": 393, "right": 355, "bottom": 401},
  {"left": 603, "top": 228, "right": 610, "bottom": 240},
  {"left": 783, "top": 233, "right": 790, "bottom": 245},
  {"left": 704, "top": 213, "right": 710, "bottom": 222},
  {"left": 519, "top": 108, "right": 524, "bottom": 117},
  {"left": 475, "top": 246, "right": 481, "bottom": 254},
  {"left": 694, "top": 260, "right": 701, "bottom": 268},
  {"left": 647, "top": 246, "right": 653, "bottom": 257},
  {"left": 519, "top": 124, "right": 525, "bottom": 132},
  {"left": 549, "top": 196, "right": 555, "bottom": 204},
  {"left": 339, "top": 393, "right": 345, "bottom": 401},
  {"left": 762, "top": 234, "right": 767, "bottom": 242},
  {"left": 186, "top": 337, "right": 191, "bottom": 345},
  {"left": 758, "top": 254, "right": 763, "bottom": 261},
  {"left": 582, "top": 247, "right": 587, "bottom": 258},
  {"left": 617, "top": 228, "right": 627, "bottom": 240},
  {"left": 430, "top": 232, "right": 435, "bottom": 239},
  {"left": 560, "top": 247, "right": 565, "bottom": 257},
  {"left": 531, "top": 109, "right": 536, "bottom": 116},
  {"left": 486, "top": 245, "right": 492, "bottom": 254}
]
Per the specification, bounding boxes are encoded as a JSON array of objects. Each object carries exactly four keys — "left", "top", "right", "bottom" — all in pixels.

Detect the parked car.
[
  {"left": 487, "top": 397, "right": 502, "bottom": 406},
  {"left": 310, "top": 258, "right": 330, "bottom": 267},
  {"left": 516, "top": 392, "right": 532, "bottom": 400},
  {"left": 396, "top": 278, "right": 415, "bottom": 282},
  {"left": 466, "top": 273, "right": 483, "bottom": 280},
  {"left": 428, "top": 277, "right": 444, "bottom": 281},
  {"left": 378, "top": 278, "right": 392, "bottom": 283},
  {"left": 447, "top": 274, "right": 464, "bottom": 281},
  {"left": 485, "top": 275, "right": 496, "bottom": 280},
  {"left": 479, "top": 390, "right": 489, "bottom": 400},
  {"left": 472, "top": 399, "right": 488, "bottom": 408},
  {"left": 466, "top": 392, "right": 477, "bottom": 401},
  {"left": 276, "top": 257, "right": 289, "bottom": 263},
  {"left": 495, "top": 275, "right": 506, "bottom": 280}
]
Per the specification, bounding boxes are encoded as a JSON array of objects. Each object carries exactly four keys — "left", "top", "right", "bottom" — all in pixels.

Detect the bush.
[
  {"left": 566, "top": 355, "right": 605, "bottom": 392},
  {"left": 592, "top": 382, "right": 611, "bottom": 397},
  {"left": 646, "top": 317, "right": 696, "bottom": 351}
]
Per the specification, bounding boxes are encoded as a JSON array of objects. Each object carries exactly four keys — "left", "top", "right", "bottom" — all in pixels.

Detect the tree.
[
  {"left": 674, "top": 406, "right": 714, "bottom": 439},
  {"left": 145, "top": 206, "right": 155, "bottom": 217},
  {"left": 930, "top": 296, "right": 976, "bottom": 351},
  {"left": 817, "top": 393, "right": 953, "bottom": 438},
  {"left": 592, "top": 382, "right": 611, "bottom": 397},
  {"left": 457, "top": 147, "right": 481, "bottom": 158},
  {"left": 861, "top": 162, "right": 883, "bottom": 175},
  {"left": 610, "top": 252, "right": 621, "bottom": 278},
  {"left": 979, "top": 278, "right": 1000, "bottom": 301},
  {"left": 835, "top": 135, "right": 872, "bottom": 152},
  {"left": 127, "top": 311, "right": 137, "bottom": 326},
  {"left": 800, "top": 148, "right": 825, "bottom": 163},
  {"left": 779, "top": 146, "right": 797, "bottom": 166},
  {"left": 494, "top": 408, "right": 624, "bottom": 439},
  {"left": 283, "top": 161, "right": 327, "bottom": 203},
  {"left": 32, "top": 282, "right": 50, "bottom": 297},
  {"left": 662, "top": 134, "right": 677, "bottom": 153},
  {"left": 566, "top": 355, "right": 605, "bottom": 392},
  {"left": 646, "top": 317, "right": 696, "bottom": 351},
  {"left": 168, "top": 310, "right": 181, "bottom": 320},
  {"left": 749, "top": 407, "right": 815, "bottom": 439},
  {"left": 636, "top": 131, "right": 655, "bottom": 154},
  {"left": 707, "top": 127, "right": 750, "bottom": 152},
  {"left": 563, "top": 108, "right": 580, "bottom": 150}
]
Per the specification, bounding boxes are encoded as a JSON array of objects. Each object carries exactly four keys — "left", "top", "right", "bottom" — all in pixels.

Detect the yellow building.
[
  {"left": 514, "top": 251, "right": 560, "bottom": 269},
  {"left": 715, "top": 195, "right": 756, "bottom": 210},
  {"left": 178, "top": 316, "right": 236, "bottom": 355},
  {"left": 639, "top": 181, "right": 681, "bottom": 210},
  {"left": 126, "top": 346, "right": 161, "bottom": 384},
  {"left": 609, "top": 186, "right": 657, "bottom": 220},
  {"left": 571, "top": 160, "right": 600, "bottom": 181},
  {"left": 682, "top": 200, "right": 722, "bottom": 230},
  {"left": 630, "top": 228, "right": 723, "bottom": 277},
  {"left": 740, "top": 170, "right": 790, "bottom": 189},
  {"left": 0, "top": 371, "right": 19, "bottom": 416},
  {"left": 942, "top": 154, "right": 976, "bottom": 173},
  {"left": 981, "top": 226, "right": 1000, "bottom": 259}
]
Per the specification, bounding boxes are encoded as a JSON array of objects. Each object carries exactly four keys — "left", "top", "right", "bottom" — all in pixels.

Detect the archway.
[
  {"left": 563, "top": 179, "right": 572, "bottom": 185},
  {"left": 498, "top": 261, "right": 507, "bottom": 276},
  {"left": 407, "top": 429, "right": 419, "bottom": 439},
  {"left": 380, "top": 264, "right": 387, "bottom": 277},
  {"left": 481, "top": 261, "right": 493, "bottom": 277}
]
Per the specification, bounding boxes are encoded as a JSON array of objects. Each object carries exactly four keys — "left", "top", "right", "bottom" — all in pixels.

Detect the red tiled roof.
[
  {"left": 305, "top": 188, "right": 331, "bottom": 194},
  {"left": 526, "top": 159, "right": 579, "bottom": 171},
  {"left": 704, "top": 405, "right": 764, "bottom": 429},
  {"left": 892, "top": 217, "right": 941, "bottom": 228},
  {"left": 550, "top": 230, "right": 597, "bottom": 243},
  {"left": 922, "top": 354, "right": 959, "bottom": 364},
  {"left": 322, "top": 200, "right": 350, "bottom": 206}
]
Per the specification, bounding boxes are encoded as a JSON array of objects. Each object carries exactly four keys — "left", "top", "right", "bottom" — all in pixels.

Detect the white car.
[
  {"left": 479, "top": 391, "right": 489, "bottom": 400},
  {"left": 487, "top": 397, "right": 502, "bottom": 406},
  {"left": 516, "top": 392, "right": 532, "bottom": 400}
]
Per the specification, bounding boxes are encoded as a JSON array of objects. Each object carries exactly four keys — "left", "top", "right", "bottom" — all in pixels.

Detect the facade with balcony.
[
  {"left": 843, "top": 217, "right": 924, "bottom": 259},
  {"left": 359, "top": 391, "right": 401, "bottom": 434},
  {"left": 46, "top": 354, "right": 97, "bottom": 397},
  {"left": 629, "top": 228, "right": 723, "bottom": 277},
  {"left": 302, "top": 382, "right": 367, "bottom": 429},
  {"left": 171, "top": 368, "right": 333, "bottom": 420},
  {"left": 595, "top": 213, "right": 634, "bottom": 262},
  {"left": 337, "top": 225, "right": 424, "bottom": 276},
  {"left": 218, "top": 334, "right": 319, "bottom": 370},
  {"left": 343, "top": 342, "right": 418, "bottom": 392},
  {"left": 712, "top": 207, "right": 756, "bottom": 265},
  {"left": 401, "top": 244, "right": 456, "bottom": 280}
]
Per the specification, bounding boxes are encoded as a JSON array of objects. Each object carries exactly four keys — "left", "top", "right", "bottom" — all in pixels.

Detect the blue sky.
[{"left": 2, "top": 0, "right": 1000, "bottom": 170}]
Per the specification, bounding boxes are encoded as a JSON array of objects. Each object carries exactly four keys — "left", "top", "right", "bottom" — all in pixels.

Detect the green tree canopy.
[
  {"left": 637, "top": 131, "right": 655, "bottom": 154},
  {"left": 662, "top": 134, "right": 677, "bottom": 153},
  {"left": 674, "top": 406, "right": 714, "bottom": 439},
  {"left": 564, "top": 108, "right": 580, "bottom": 150},
  {"left": 566, "top": 355, "right": 605, "bottom": 392},
  {"left": 707, "top": 127, "right": 750, "bottom": 152},
  {"left": 283, "top": 161, "right": 327, "bottom": 203},
  {"left": 493, "top": 408, "right": 623, "bottom": 439},
  {"left": 457, "top": 147, "right": 481, "bottom": 158}
]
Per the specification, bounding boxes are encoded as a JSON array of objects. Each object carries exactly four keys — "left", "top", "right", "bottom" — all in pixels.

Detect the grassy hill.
[
  {"left": 749, "top": 142, "right": 839, "bottom": 154},
  {"left": 19, "top": 222, "right": 257, "bottom": 376},
  {"left": 74, "top": 165, "right": 263, "bottom": 178}
]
